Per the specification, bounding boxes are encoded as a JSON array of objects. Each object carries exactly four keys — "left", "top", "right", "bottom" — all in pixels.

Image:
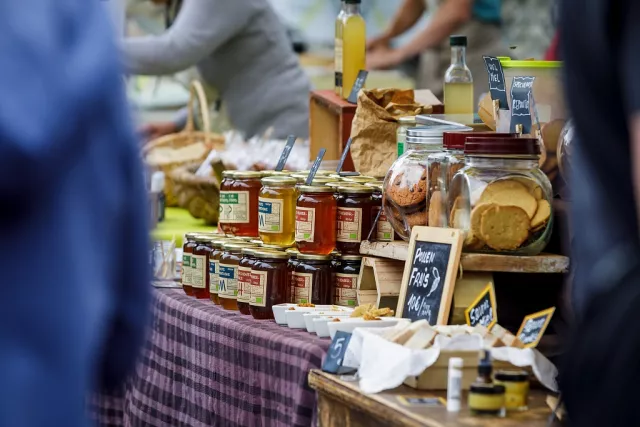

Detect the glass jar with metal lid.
[
  {"left": 261, "top": 170, "right": 291, "bottom": 177},
  {"left": 448, "top": 137, "right": 553, "bottom": 255},
  {"left": 335, "top": 255, "right": 362, "bottom": 307},
  {"left": 285, "top": 248, "right": 300, "bottom": 303},
  {"left": 191, "top": 236, "right": 216, "bottom": 299},
  {"left": 219, "top": 170, "right": 263, "bottom": 237},
  {"left": 396, "top": 116, "right": 418, "bottom": 157},
  {"left": 365, "top": 182, "right": 395, "bottom": 242},
  {"left": 342, "top": 176, "right": 377, "bottom": 185},
  {"left": 181, "top": 232, "right": 199, "bottom": 296},
  {"left": 209, "top": 240, "right": 227, "bottom": 304},
  {"left": 250, "top": 250, "right": 290, "bottom": 319},
  {"left": 219, "top": 242, "right": 258, "bottom": 310},
  {"left": 337, "top": 185, "right": 374, "bottom": 255},
  {"left": 296, "top": 185, "right": 337, "bottom": 255},
  {"left": 259, "top": 176, "right": 297, "bottom": 246},
  {"left": 237, "top": 247, "right": 259, "bottom": 315},
  {"left": 292, "top": 253, "right": 334, "bottom": 305},
  {"left": 261, "top": 243, "right": 293, "bottom": 251}
]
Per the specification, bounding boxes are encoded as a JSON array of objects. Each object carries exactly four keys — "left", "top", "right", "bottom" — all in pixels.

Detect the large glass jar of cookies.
[{"left": 448, "top": 137, "right": 553, "bottom": 255}]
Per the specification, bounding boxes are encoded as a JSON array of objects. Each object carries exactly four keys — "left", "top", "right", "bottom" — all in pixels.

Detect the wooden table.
[{"left": 309, "top": 370, "right": 561, "bottom": 427}]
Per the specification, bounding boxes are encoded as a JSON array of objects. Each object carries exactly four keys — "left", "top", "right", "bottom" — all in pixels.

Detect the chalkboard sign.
[
  {"left": 509, "top": 76, "right": 535, "bottom": 134},
  {"left": 465, "top": 283, "right": 497, "bottom": 328},
  {"left": 347, "top": 70, "right": 369, "bottom": 104},
  {"left": 397, "top": 396, "right": 445, "bottom": 407},
  {"left": 274, "top": 135, "right": 296, "bottom": 171},
  {"left": 322, "top": 330, "right": 354, "bottom": 374},
  {"left": 305, "top": 148, "right": 326, "bottom": 185},
  {"left": 336, "top": 138, "right": 353, "bottom": 173},
  {"left": 483, "top": 56, "right": 508, "bottom": 110},
  {"left": 397, "top": 227, "right": 463, "bottom": 324},
  {"left": 516, "top": 307, "right": 555, "bottom": 348}
]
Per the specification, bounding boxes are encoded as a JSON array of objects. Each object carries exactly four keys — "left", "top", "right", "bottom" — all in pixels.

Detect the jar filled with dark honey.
[
  {"left": 191, "top": 236, "right": 214, "bottom": 299},
  {"left": 181, "top": 233, "right": 199, "bottom": 296},
  {"left": 296, "top": 185, "right": 337, "bottom": 255},
  {"left": 286, "top": 248, "right": 300, "bottom": 303},
  {"left": 237, "top": 247, "right": 258, "bottom": 315},
  {"left": 250, "top": 250, "right": 290, "bottom": 319},
  {"left": 209, "top": 240, "right": 226, "bottom": 304},
  {"left": 219, "top": 171, "right": 263, "bottom": 237},
  {"left": 219, "top": 242, "right": 256, "bottom": 310},
  {"left": 365, "top": 182, "right": 396, "bottom": 242},
  {"left": 336, "top": 186, "right": 374, "bottom": 255},
  {"left": 292, "top": 253, "right": 334, "bottom": 305},
  {"left": 335, "top": 255, "right": 362, "bottom": 307},
  {"left": 219, "top": 171, "right": 235, "bottom": 235}
]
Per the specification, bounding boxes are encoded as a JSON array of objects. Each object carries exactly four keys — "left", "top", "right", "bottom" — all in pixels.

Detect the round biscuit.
[
  {"left": 530, "top": 199, "right": 552, "bottom": 229},
  {"left": 470, "top": 203, "right": 495, "bottom": 239},
  {"left": 479, "top": 180, "right": 538, "bottom": 218},
  {"left": 480, "top": 205, "right": 531, "bottom": 251}
]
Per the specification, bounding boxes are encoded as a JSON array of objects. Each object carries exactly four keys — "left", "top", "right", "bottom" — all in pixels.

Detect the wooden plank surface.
[
  {"left": 309, "top": 370, "right": 560, "bottom": 427},
  {"left": 360, "top": 241, "right": 570, "bottom": 274}
]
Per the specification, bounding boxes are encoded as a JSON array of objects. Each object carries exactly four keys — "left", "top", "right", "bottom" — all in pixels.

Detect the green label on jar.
[{"left": 397, "top": 142, "right": 405, "bottom": 157}]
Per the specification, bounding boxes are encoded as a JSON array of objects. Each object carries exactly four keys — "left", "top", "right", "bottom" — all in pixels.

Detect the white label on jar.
[
  {"left": 190, "top": 255, "right": 206, "bottom": 289},
  {"left": 293, "top": 272, "right": 313, "bottom": 304},
  {"left": 335, "top": 273, "right": 358, "bottom": 307},
  {"left": 237, "top": 266, "right": 252, "bottom": 303},
  {"left": 218, "top": 264, "right": 238, "bottom": 298},
  {"left": 258, "top": 198, "right": 283, "bottom": 233},
  {"left": 219, "top": 191, "right": 250, "bottom": 224},
  {"left": 337, "top": 207, "right": 362, "bottom": 243},
  {"left": 295, "top": 207, "right": 315, "bottom": 242},
  {"left": 250, "top": 270, "right": 268, "bottom": 307},
  {"left": 182, "top": 254, "right": 192, "bottom": 285},
  {"left": 377, "top": 209, "right": 394, "bottom": 242},
  {"left": 209, "top": 259, "right": 218, "bottom": 294}
]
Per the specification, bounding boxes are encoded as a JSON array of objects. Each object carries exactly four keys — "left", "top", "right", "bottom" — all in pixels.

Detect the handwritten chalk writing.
[
  {"left": 516, "top": 307, "right": 555, "bottom": 348},
  {"left": 483, "top": 56, "right": 508, "bottom": 109},
  {"left": 513, "top": 99, "right": 530, "bottom": 111},
  {"left": 470, "top": 301, "right": 492, "bottom": 326},
  {"left": 414, "top": 248, "right": 436, "bottom": 264}
]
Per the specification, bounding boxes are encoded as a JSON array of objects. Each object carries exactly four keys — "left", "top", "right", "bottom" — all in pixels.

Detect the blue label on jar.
[
  {"left": 209, "top": 260, "right": 215, "bottom": 274},
  {"left": 259, "top": 200, "right": 273, "bottom": 214},
  {"left": 219, "top": 265, "right": 238, "bottom": 296}
]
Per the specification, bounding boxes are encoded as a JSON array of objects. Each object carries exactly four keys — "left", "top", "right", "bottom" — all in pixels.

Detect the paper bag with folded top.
[{"left": 350, "top": 89, "right": 433, "bottom": 178}]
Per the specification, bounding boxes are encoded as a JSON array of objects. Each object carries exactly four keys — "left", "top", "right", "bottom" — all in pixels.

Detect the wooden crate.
[
  {"left": 356, "top": 257, "right": 404, "bottom": 310},
  {"left": 309, "top": 90, "right": 356, "bottom": 170}
]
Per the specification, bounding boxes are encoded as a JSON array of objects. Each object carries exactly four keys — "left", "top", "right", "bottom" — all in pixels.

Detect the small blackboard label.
[
  {"left": 347, "top": 70, "right": 368, "bottom": 104},
  {"left": 465, "top": 283, "right": 497, "bottom": 328},
  {"left": 510, "top": 76, "right": 535, "bottom": 134},
  {"left": 516, "top": 307, "right": 555, "bottom": 348},
  {"left": 336, "top": 138, "right": 353, "bottom": 173},
  {"left": 275, "top": 135, "right": 296, "bottom": 171},
  {"left": 397, "top": 396, "right": 445, "bottom": 407},
  {"left": 398, "top": 227, "right": 462, "bottom": 324},
  {"left": 305, "top": 148, "right": 327, "bottom": 185},
  {"left": 322, "top": 331, "right": 353, "bottom": 374},
  {"left": 483, "top": 56, "right": 508, "bottom": 110}
]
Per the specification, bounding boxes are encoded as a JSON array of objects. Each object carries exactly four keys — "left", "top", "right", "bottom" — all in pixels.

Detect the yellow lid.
[
  {"left": 223, "top": 242, "right": 257, "bottom": 252},
  {"left": 343, "top": 176, "right": 377, "bottom": 184},
  {"left": 299, "top": 185, "right": 334, "bottom": 193},
  {"left": 338, "top": 185, "right": 374, "bottom": 194},
  {"left": 233, "top": 171, "right": 264, "bottom": 179},
  {"left": 261, "top": 243, "right": 293, "bottom": 251}
]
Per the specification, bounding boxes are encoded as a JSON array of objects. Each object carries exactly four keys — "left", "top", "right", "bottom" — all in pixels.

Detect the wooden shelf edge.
[{"left": 360, "top": 241, "right": 570, "bottom": 274}]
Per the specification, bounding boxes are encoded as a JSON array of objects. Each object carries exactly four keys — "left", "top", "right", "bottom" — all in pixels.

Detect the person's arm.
[
  {"left": 122, "top": 0, "right": 255, "bottom": 75},
  {"left": 369, "top": 0, "right": 426, "bottom": 48}
]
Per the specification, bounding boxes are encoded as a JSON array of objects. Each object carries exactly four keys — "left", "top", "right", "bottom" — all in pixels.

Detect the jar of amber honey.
[
  {"left": 181, "top": 233, "right": 198, "bottom": 296},
  {"left": 219, "top": 171, "right": 263, "bottom": 237},
  {"left": 335, "top": 255, "right": 362, "bottom": 307},
  {"left": 296, "top": 185, "right": 337, "bottom": 255},
  {"left": 219, "top": 242, "right": 257, "bottom": 310},
  {"left": 259, "top": 176, "right": 297, "bottom": 246},
  {"left": 250, "top": 250, "right": 290, "bottom": 319},
  {"left": 237, "top": 247, "right": 258, "bottom": 315},
  {"left": 337, "top": 186, "right": 374, "bottom": 255},
  {"left": 209, "top": 240, "right": 226, "bottom": 304},
  {"left": 293, "top": 253, "right": 334, "bottom": 305},
  {"left": 286, "top": 248, "right": 300, "bottom": 303},
  {"left": 191, "top": 236, "right": 214, "bottom": 299}
]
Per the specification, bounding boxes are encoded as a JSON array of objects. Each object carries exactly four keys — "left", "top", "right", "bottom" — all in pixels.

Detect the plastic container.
[
  {"left": 259, "top": 176, "right": 297, "bottom": 246},
  {"left": 494, "top": 371, "right": 530, "bottom": 411},
  {"left": 448, "top": 137, "right": 553, "bottom": 254}
]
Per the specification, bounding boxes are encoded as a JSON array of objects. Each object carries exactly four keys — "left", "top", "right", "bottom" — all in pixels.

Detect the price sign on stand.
[
  {"left": 483, "top": 56, "right": 508, "bottom": 111},
  {"left": 396, "top": 227, "right": 463, "bottom": 324},
  {"left": 336, "top": 138, "right": 353, "bottom": 174},
  {"left": 347, "top": 70, "right": 369, "bottom": 104},
  {"left": 322, "top": 331, "right": 355, "bottom": 374},
  {"left": 516, "top": 307, "right": 555, "bottom": 348},
  {"left": 510, "top": 76, "right": 536, "bottom": 134},
  {"left": 305, "top": 148, "right": 327, "bottom": 185},
  {"left": 465, "top": 283, "right": 498, "bottom": 329},
  {"left": 274, "top": 135, "right": 297, "bottom": 171}
]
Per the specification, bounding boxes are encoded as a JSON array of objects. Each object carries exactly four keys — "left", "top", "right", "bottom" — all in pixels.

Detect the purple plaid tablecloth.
[{"left": 90, "top": 289, "right": 330, "bottom": 427}]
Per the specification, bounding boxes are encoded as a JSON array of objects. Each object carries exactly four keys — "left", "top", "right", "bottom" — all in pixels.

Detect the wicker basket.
[
  {"left": 144, "top": 80, "right": 225, "bottom": 207},
  {"left": 170, "top": 163, "right": 221, "bottom": 225}
]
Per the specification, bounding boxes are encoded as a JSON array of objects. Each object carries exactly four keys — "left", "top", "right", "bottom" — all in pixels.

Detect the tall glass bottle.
[
  {"left": 444, "top": 35, "right": 474, "bottom": 115},
  {"left": 341, "top": 0, "right": 366, "bottom": 99},
  {"left": 334, "top": 2, "right": 346, "bottom": 96}
]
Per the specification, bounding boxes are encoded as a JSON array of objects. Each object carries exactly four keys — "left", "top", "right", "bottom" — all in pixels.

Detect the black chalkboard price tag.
[
  {"left": 274, "top": 135, "right": 296, "bottom": 171},
  {"left": 483, "top": 56, "right": 508, "bottom": 110},
  {"left": 465, "top": 283, "right": 498, "bottom": 329},
  {"left": 516, "top": 307, "right": 555, "bottom": 348},
  {"left": 347, "top": 70, "right": 369, "bottom": 104},
  {"left": 509, "top": 76, "right": 536, "bottom": 134},
  {"left": 397, "top": 227, "right": 463, "bottom": 324},
  {"left": 305, "top": 148, "right": 327, "bottom": 185},
  {"left": 336, "top": 138, "right": 353, "bottom": 173},
  {"left": 322, "top": 330, "right": 354, "bottom": 374}
]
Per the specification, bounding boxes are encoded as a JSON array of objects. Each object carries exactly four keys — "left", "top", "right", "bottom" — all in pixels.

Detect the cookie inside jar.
[{"left": 447, "top": 136, "right": 553, "bottom": 255}]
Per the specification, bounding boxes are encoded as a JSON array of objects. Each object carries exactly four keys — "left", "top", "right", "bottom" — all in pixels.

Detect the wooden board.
[
  {"left": 309, "top": 370, "right": 561, "bottom": 427},
  {"left": 360, "top": 241, "right": 570, "bottom": 274},
  {"left": 309, "top": 90, "right": 356, "bottom": 169},
  {"left": 356, "top": 257, "right": 404, "bottom": 310}
]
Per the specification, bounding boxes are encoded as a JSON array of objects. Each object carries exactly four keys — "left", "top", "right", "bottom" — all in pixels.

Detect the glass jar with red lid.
[
  {"left": 250, "top": 250, "right": 290, "bottom": 319},
  {"left": 237, "top": 247, "right": 258, "bottom": 315},
  {"left": 336, "top": 186, "right": 374, "bottom": 255},
  {"left": 292, "top": 253, "right": 333, "bottom": 305},
  {"left": 448, "top": 137, "right": 553, "bottom": 255},
  {"left": 181, "top": 233, "right": 199, "bottom": 296},
  {"left": 295, "top": 185, "right": 337, "bottom": 255},
  {"left": 219, "top": 171, "right": 263, "bottom": 237}
]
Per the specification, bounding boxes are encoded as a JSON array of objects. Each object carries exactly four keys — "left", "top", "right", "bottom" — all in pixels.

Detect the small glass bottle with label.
[
  {"left": 250, "top": 250, "right": 290, "bottom": 319},
  {"left": 192, "top": 236, "right": 214, "bottom": 299},
  {"left": 295, "top": 185, "right": 337, "bottom": 255},
  {"left": 336, "top": 185, "right": 374, "bottom": 255},
  {"left": 237, "top": 247, "right": 258, "bottom": 315},
  {"left": 286, "top": 248, "right": 300, "bottom": 303},
  {"left": 219, "top": 171, "right": 263, "bottom": 237},
  {"left": 209, "top": 240, "right": 226, "bottom": 304},
  {"left": 181, "top": 233, "right": 200, "bottom": 296},
  {"left": 219, "top": 242, "right": 257, "bottom": 310},
  {"left": 259, "top": 176, "right": 297, "bottom": 246},
  {"left": 293, "top": 253, "right": 334, "bottom": 305},
  {"left": 335, "top": 255, "right": 362, "bottom": 307}
]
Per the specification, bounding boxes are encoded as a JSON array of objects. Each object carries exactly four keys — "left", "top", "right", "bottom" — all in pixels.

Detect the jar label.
[
  {"left": 295, "top": 207, "right": 316, "bottom": 242},
  {"left": 182, "top": 254, "right": 192, "bottom": 285},
  {"left": 376, "top": 208, "right": 394, "bottom": 242},
  {"left": 337, "top": 207, "right": 363, "bottom": 243},
  {"left": 293, "top": 272, "right": 313, "bottom": 304},
  {"left": 190, "top": 255, "right": 206, "bottom": 289},
  {"left": 258, "top": 198, "right": 283, "bottom": 233},
  {"left": 209, "top": 260, "right": 219, "bottom": 294},
  {"left": 218, "top": 264, "right": 238, "bottom": 298},
  {"left": 335, "top": 273, "right": 358, "bottom": 307},
  {"left": 237, "top": 266, "right": 252, "bottom": 303},
  {"left": 250, "top": 270, "right": 268, "bottom": 307},
  {"left": 219, "top": 191, "right": 250, "bottom": 224}
]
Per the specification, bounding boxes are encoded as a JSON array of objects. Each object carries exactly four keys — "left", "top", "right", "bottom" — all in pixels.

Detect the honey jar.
[
  {"left": 191, "top": 236, "right": 214, "bottom": 299},
  {"left": 237, "top": 247, "right": 258, "bottom": 315},
  {"left": 365, "top": 182, "right": 395, "bottom": 242},
  {"left": 342, "top": 176, "right": 378, "bottom": 185},
  {"left": 250, "top": 250, "right": 290, "bottom": 319},
  {"left": 296, "top": 185, "right": 337, "bottom": 255},
  {"left": 219, "top": 171, "right": 263, "bottom": 237},
  {"left": 286, "top": 248, "right": 300, "bottom": 303},
  {"left": 336, "top": 186, "right": 375, "bottom": 255},
  {"left": 293, "top": 253, "right": 334, "bottom": 305},
  {"left": 219, "top": 242, "right": 257, "bottom": 310},
  {"left": 181, "top": 233, "right": 199, "bottom": 296},
  {"left": 259, "top": 176, "right": 297, "bottom": 246},
  {"left": 335, "top": 255, "right": 362, "bottom": 307},
  {"left": 209, "top": 240, "right": 226, "bottom": 304}
]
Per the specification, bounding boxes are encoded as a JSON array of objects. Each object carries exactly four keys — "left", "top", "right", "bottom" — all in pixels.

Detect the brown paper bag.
[{"left": 350, "top": 89, "right": 433, "bottom": 178}]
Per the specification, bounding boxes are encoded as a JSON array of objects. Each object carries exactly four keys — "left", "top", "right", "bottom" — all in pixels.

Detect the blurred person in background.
[
  {"left": 124, "top": 0, "right": 311, "bottom": 140},
  {"left": 0, "top": 0, "right": 150, "bottom": 426},
  {"left": 367, "top": 0, "right": 506, "bottom": 102},
  {"left": 559, "top": 0, "right": 640, "bottom": 425}
]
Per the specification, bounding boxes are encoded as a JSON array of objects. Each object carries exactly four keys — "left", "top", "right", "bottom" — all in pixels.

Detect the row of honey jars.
[{"left": 182, "top": 232, "right": 226, "bottom": 297}]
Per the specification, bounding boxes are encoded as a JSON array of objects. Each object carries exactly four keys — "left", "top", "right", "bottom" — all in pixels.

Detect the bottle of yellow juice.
[
  {"left": 444, "top": 35, "right": 474, "bottom": 115},
  {"left": 334, "top": 1, "right": 346, "bottom": 96},
  {"left": 340, "top": 0, "right": 366, "bottom": 99}
]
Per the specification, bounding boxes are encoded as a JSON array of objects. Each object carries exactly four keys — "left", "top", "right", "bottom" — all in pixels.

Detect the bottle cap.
[
  {"left": 477, "top": 350, "right": 493, "bottom": 377},
  {"left": 450, "top": 35, "right": 467, "bottom": 47},
  {"left": 345, "top": 0, "right": 361, "bottom": 3},
  {"left": 151, "top": 172, "right": 165, "bottom": 193}
]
